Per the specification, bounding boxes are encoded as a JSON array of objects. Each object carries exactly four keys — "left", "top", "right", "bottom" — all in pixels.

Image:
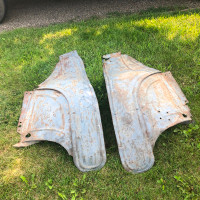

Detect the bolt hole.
[
  {"left": 182, "top": 114, "right": 187, "bottom": 118},
  {"left": 166, "top": 112, "right": 168, "bottom": 114},
  {"left": 168, "top": 119, "right": 170, "bottom": 121},
  {"left": 18, "top": 125, "right": 22, "bottom": 127},
  {"left": 26, "top": 133, "right": 31, "bottom": 138},
  {"left": 158, "top": 110, "right": 160, "bottom": 113},
  {"left": 160, "top": 117, "right": 162, "bottom": 119},
  {"left": 104, "top": 57, "right": 110, "bottom": 61}
]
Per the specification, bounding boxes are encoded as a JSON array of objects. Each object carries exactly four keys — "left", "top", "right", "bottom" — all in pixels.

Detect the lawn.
[{"left": 0, "top": 7, "right": 200, "bottom": 200}]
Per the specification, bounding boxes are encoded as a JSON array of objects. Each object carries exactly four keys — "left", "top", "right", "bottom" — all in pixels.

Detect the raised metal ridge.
[
  {"left": 14, "top": 51, "right": 106, "bottom": 172},
  {"left": 103, "top": 52, "right": 192, "bottom": 173}
]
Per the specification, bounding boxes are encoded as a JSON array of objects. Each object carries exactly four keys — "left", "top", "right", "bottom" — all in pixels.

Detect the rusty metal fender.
[
  {"left": 103, "top": 52, "right": 192, "bottom": 173},
  {"left": 14, "top": 51, "right": 106, "bottom": 172}
]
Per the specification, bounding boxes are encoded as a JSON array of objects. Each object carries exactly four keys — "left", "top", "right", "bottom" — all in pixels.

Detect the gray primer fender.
[
  {"left": 14, "top": 51, "right": 106, "bottom": 172},
  {"left": 103, "top": 52, "right": 192, "bottom": 173}
]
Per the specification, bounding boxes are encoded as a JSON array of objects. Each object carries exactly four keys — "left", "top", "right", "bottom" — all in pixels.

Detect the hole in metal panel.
[
  {"left": 182, "top": 114, "right": 187, "bottom": 118},
  {"left": 25, "top": 133, "right": 31, "bottom": 138}
]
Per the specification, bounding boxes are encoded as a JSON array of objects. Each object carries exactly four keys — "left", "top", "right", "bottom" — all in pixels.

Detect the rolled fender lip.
[
  {"left": 103, "top": 52, "right": 192, "bottom": 173},
  {"left": 15, "top": 51, "right": 106, "bottom": 172}
]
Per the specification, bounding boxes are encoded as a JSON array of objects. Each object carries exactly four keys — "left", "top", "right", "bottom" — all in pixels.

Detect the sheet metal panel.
[
  {"left": 103, "top": 52, "right": 192, "bottom": 173},
  {"left": 14, "top": 51, "right": 106, "bottom": 172}
]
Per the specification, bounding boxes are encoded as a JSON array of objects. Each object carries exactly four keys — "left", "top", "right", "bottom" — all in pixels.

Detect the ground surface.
[
  {"left": 1, "top": 0, "right": 200, "bottom": 32},
  {"left": 0, "top": 7, "right": 200, "bottom": 200}
]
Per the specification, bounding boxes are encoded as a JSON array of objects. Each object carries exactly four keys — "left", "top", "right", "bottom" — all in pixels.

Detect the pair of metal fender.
[{"left": 14, "top": 51, "right": 192, "bottom": 173}]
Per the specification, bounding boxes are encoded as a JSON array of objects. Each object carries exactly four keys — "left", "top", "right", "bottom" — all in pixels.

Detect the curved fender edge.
[
  {"left": 14, "top": 51, "right": 106, "bottom": 172},
  {"left": 103, "top": 52, "right": 192, "bottom": 173}
]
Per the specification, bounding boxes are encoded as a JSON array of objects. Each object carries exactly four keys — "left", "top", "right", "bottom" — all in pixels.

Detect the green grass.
[{"left": 0, "top": 7, "right": 200, "bottom": 200}]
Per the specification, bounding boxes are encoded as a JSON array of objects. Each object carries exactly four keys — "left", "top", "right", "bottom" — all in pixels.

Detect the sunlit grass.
[
  {"left": 0, "top": 7, "right": 200, "bottom": 200},
  {"left": 133, "top": 13, "right": 200, "bottom": 41},
  {"left": 2, "top": 158, "right": 23, "bottom": 184},
  {"left": 40, "top": 28, "right": 77, "bottom": 43}
]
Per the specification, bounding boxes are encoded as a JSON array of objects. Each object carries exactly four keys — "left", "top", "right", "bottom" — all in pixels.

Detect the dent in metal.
[
  {"left": 14, "top": 51, "right": 106, "bottom": 172},
  {"left": 103, "top": 52, "right": 192, "bottom": 173}
]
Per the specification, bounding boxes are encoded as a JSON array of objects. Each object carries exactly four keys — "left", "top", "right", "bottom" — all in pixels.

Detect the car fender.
[
  {"left": 103, "top": 52, "right": 191, "bottom": 173},
  {"left": 14, "top": 51, "right": 106, "bottom": 172}
]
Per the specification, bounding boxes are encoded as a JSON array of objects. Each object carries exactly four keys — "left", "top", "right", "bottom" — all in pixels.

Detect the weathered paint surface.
[
  {"left": 14, "top": 51, "right": 106, "bottom": 172},
  {"left": 103, "top": 52, "right": 192, "bottom": 173}
]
